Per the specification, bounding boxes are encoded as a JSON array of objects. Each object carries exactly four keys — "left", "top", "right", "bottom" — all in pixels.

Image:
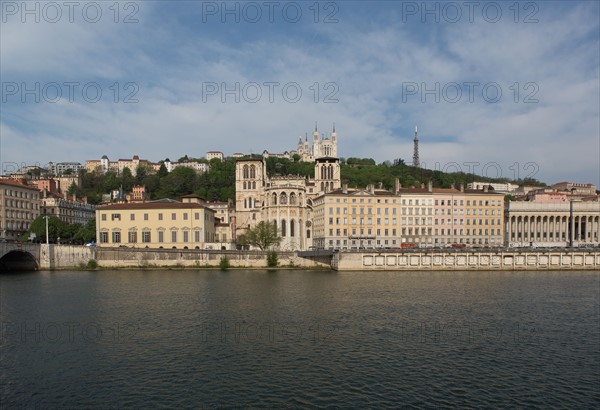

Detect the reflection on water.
[{"left": 1, "top": 270, "right": 599, "bottom": 407}]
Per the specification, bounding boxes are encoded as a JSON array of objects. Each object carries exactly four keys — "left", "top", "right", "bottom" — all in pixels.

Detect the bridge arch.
[{"left": 0, "top": 250, "right": 39, "bottom": 272}]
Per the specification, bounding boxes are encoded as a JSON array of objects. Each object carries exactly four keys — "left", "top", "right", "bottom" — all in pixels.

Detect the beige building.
[
  {"left": 206, "top": 151, "right": 224, "bottom": 161},
  {"left": 96, "top": 197, "right": 216, "bottom": 249},
  {"left": 205, "top": 200, "right": 236, "bottom": 249},
  {"left": 41, "top": 191, "right": 95, "bottom": 226},
  {"left": 86, "top": 155, "right": 154, "bottom": 176},
  {"left": 312, "top": 183, "right": 505, "bottom": 250},
  {"left": 0, "top": 179, "right": 41, "bottom": 241}
]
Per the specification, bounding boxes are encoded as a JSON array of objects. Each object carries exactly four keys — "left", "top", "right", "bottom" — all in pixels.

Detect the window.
[
  {"left": 158, "top": 231, "right": 164, "bottom": 243},
  {"left": 100, "top": 232, "right": 108, "bottom": 243},
  {"left": 195, "top": 213, "right": 200, "bottom": 220},
  {"left": 158, "top": 213, "right": 163, "bottom": 221},
  {"left": 142, "top": 231, "right": 151, "bottom": 243},
  {"left": 112, "top": 231, "right": 121, "bottom": 243},
  {"left": 183, "top": 213, "right": 188, "bottom": 220},
  {"left": 172, "top": 213, "right": 176, "bottom": 220},
  {"left": 183, "top": 231, "right": 189, "bottom": 242},
  {"left": 194, "top": 231, "right": 200, "bottom": 242},
  {"left": 171, "top": 231, "right": 177, "bottom": 242},
  {"left": 130, "top": 213, "right": 135, "bottom": 221},
  {"left": 101, "top": 214, "right": 107, "bottom": 221},
  {"left": 128, "top": 231, "right": 137, "bottom": 243},
  {"left": 144, "top": 213, "right": 149, "bottom": 221},
  {"left": 111, "top": 213, "right": 121, "bottom": 221}
]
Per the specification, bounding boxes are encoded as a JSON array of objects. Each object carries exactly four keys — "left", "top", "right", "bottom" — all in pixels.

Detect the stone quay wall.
[
  {"left": 94, "top": 248, "right": 328, "bottom": 269},
  {"left": 332, "top": 249, "right": 600, "bottom": 271}
]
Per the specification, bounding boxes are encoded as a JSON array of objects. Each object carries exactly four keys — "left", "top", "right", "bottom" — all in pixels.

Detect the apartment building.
[
  {"left": 312, "top": 183, "right": 504, "bottom": 250},
  {"left": 0, "top": 179, "right": 41, "bottom": 241}
]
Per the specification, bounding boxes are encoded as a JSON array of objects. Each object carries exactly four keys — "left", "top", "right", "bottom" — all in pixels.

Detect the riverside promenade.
[
  {"left": 328, "top": 248, "right": 600, "bottom": 271},
  {"left": 3, "top": 243, "right": 599, "bottom": 271}
]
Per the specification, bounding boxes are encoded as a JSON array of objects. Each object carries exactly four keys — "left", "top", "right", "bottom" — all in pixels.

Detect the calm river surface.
[{"left": 1, "top": 269, "right": 599, "bottom": 408}]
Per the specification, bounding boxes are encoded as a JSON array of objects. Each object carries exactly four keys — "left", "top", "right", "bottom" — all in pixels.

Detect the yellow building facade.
[{"left": 96, "top": 199, "right": 216, "bottom": 249}]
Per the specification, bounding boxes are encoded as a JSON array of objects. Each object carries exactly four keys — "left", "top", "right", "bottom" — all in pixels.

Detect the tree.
[
  {"left": 73, "top": 218, "right": 96, "bottom": 243},
  {"left": 67, "top": 181, "right": 79, "bottom": 197},
  {"left": 121, "top": 167, "right": 134, "bottom": 192},
  {"left": 238, "top": 221, "right": 281, "bottom": 250},
  {"left": 157, "top": 162, "right": 169, "bottom": 178},
  {"left": 26, "top": 215, "right": 65, "bottom": 242},
  {"left": 135, "top": 165, "right": 148, "bottom": 184}
]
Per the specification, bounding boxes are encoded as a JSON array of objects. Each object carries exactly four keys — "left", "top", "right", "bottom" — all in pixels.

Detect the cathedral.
[{"left": 235, "top": 124, "right": 340, "bottom": 250}]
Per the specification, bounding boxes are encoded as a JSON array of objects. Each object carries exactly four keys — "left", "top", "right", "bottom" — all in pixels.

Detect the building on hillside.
[
  {"left": 54, "top": 175, "right": 82, "bottom": 194},
  {"left": 311, "top": 182, "right": 505, "bottom": 250},
  {"left": 0, "top": 179, "right": 41, "bottom": 241},
  {"left": 126, "top": 185, "right": 149, "bottom": 202},
  {"left": 206, "top": 151, "right": 224, "bottom": 161},
  {"left": 16, "top": 165, "right": 49, "bottom": 178},
  {"left": 467, "top": 181, "right": 519, "bottom": 193},
  {"left": 163, "top": 159, "right": 209, "bottom": 174},
  {"left": 85, "top": 155, "right": 154, "bottom": 176},
  {"left": 40, "top": 191, "right": 96, "bottom": 226},
  {"left": 37, "top": 178, "right": 59, "bottom": 194},
  {"left": 96, "top": 197, "right": 216, "bottom": 249},
  {"left": 47, "top": 162, "right": 84, "bottom": 176},
  {"left": 551, "top": 182, "right": 597, "bottom": 195}
]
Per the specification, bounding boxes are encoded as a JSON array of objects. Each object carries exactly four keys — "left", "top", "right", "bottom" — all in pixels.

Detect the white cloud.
[{"left": 1, "top": 1, "right": 598, "bottom": 186}]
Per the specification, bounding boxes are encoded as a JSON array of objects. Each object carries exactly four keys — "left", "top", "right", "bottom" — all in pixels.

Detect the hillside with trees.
[{"left": 71, "top": 156, "right": 546, "bottom": 205}]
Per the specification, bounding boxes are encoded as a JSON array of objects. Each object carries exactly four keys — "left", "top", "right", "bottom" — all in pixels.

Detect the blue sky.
[{"left": 1, "top": 1, "right": 599, "bottom": 186}]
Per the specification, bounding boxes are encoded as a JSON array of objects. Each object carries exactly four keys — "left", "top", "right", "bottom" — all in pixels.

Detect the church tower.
[
  {"left": 314, "top": 158, "right": 341, "bottom": 194},
  {"left": 313, "top": 122, "right": 320, "bottom": 158},
  {"left": 412, "top": 126, "right": 420, "bottom": 168},
  {"left": 330, "top": 123, "right": 337, "bottom": 158}
]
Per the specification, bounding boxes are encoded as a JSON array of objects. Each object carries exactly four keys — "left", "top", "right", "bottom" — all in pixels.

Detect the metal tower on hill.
[{"left": 412, "top": 126, "right": 420, "bottom": 168}]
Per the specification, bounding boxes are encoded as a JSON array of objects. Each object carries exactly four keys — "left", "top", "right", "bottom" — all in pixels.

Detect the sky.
[{"left": 1, "top": 0, "right": 599, "bottom": 187}]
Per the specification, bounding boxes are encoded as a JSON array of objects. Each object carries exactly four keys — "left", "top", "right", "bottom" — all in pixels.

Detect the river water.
[{"left": 1, "top": 269, "right": 598, "bottom": 408}]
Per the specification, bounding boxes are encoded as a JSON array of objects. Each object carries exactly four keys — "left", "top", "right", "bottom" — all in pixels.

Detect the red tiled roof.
[
  {"left": 0, "top": 179, "right": 41, "bottom": 191},
  {"left": 98, "top": 202, "right": 215, "bottom": 211}
]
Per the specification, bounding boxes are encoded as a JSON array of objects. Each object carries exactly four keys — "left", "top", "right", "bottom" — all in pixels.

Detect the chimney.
[
  {"left": 377, "top": 182, "right": 383, "bottom": 189},
  {"left": 394, "top": 178, "right": 400, "bottom": 194},
  {"left": 420, "top": 183, "right": 425, "bottom": 189},
  {"left": 483, "top": 185, "right": 489, "bottom": 193},
  {"left": 427, "top": 180, "right": 433, "bottom": 192},
  {"left": 342, "top": 184, "right": 348, "bottom": 194},
  {"left": 367, "top": 184, "right": 374, "bottom": 194},
  {"left": 459, "top": 183, "right": 464, "bottom": 192},
  {"left": 450, "top": 183, "right": 455, "bottom": 190}
]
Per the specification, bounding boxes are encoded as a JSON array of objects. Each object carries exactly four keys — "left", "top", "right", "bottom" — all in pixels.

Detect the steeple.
[{"left": 412, "top": 125, "right": 420, "bottom": 168}]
